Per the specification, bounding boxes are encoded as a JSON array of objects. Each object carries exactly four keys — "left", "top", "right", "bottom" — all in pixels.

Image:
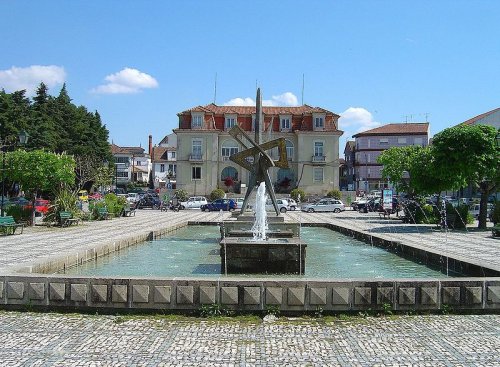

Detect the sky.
[{"left": 1, "top": 0, "right": 499, "bottom": 155}]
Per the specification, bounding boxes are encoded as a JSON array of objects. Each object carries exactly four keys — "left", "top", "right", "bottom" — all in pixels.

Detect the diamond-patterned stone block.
[
  {"left": 309, "top": 287, "right": 326, "bottom": 305},
  {"left": 377, "top": 287, "right": 393, "bottom": 305},
  {"left": 7, "top": 282, "right": 24, "bottom": 299},
  {"left": 398, "top": 287, "right": 416, "bottom": 305},
  {"left": 70, "top": 284, "right": 87, "bottom": 302},
  {"left": 91, "top": 285, "right": 108, "bottom": 303},
  {"left": 221, "top": 286, "right": 238, "bottom": 305},
  {"left": 265, "top": 287, "right": 282, "bottom": 305},
  {"left": 243, "top": 287, "right": 260, "bottom": 305},
  {"left": 154, "top": 286, "right": 171, "bottom": 304},
  {"left": 49, "top": 283, "right": 66, "bottom": 301},
  {"left": 465, "top": 286, "right": 482, "bottom": 305},
  {"left": 287, "top": 287, "right": 305, "bottom": 306},
  {"left": 332, "top": 288, "right": 350, "bottom": 305},
  {"left": 354, "top": 287, "right": 371, "bottom": 305},
  {"left": 132, "top": 285, "right": 150, "bottom": 303},
  {"left": 421, "top": 287, "right": 438, "bottom": 305},
  {"left": 176, "top": 286, "right": 194, "bottom": 304},
  {"left": 442, "top": 287, "right": 460, "bottom": 305},
  {"left": 200, "top": 286, "right": 216, "bottom": 304},
  {"left": 112, "top": 285, "right": 128, "bottom": 303},
  {"left": 28, "top": 283, "right": 45, "bottom": 300},
  {"left": 487, "top": 286, "right": 500, "bottom": 304}
]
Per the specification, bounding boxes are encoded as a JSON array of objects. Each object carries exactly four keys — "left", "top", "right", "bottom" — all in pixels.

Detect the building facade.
[
  {"left": 174, "top": 103, "right": 343, "bottom": 196},
  {"left": 342, "top": 141, "right": 356, "bottom": 191},
  {"left": 459, "top": 107, "right": 500, "bottom": 129},
  {"left": 151, "top": 133, "right": 177, "bottom": 189},
  {"left": 110, "top": 144, "right": 151, "bottom": 188},
  {"left": 352, "top": 123, "right": 429, "bottom": 193}
]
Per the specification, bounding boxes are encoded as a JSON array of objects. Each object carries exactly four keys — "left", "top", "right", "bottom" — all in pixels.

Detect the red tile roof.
[
  {"left": 152, "top": 146, "right": 175, "bottom": 161},
  {"left": 459, "top": 107, "right": 500, "bottom": 126},
  {"left": 110, "top": 144, "right": 145, "bottom": 155},
  {"left": 353, "top": 123, "right": 429, "bottom": 137},
  {"left": 179, "top": 103, "right": 339, "bottom": 116}
]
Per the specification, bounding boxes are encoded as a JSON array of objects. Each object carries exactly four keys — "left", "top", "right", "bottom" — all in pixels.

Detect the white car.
[
  {"left": 265, "top": 198, "right": 288, "bottom": 213},
  {"left": 301, "top": 198, "right": 345, "bottom": 213},
  {"left": 234, "top": 198, "right": 252, "bottom": 210},
  {"left": 180, "top": 196, "right": 208, "bottom": 209},
  {"left": 126, "top": 193, "right": 140, "bottom": 204},
  {"left": 469, "top": 203, "right": 493, "bottom": 219},
  {"left": 287, "top": 198, "right": 298, "bottom": 211}
]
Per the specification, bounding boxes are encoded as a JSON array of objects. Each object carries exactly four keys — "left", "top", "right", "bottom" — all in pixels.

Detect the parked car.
[
  {"left": 265, "top": 198, "right": 289, "bottom": 213},
  {"left": 180, "top": 196, "right": 208, "bottom": 209},
  {"left": 78, "top": 190, "right": 89, "bottom": 202},
  {"left": 357, "top": 198, "right": 379, "bottom": 213},
  {"left": 126, "top": 193, "right": 140, "bottom": 204},
  {"left": 301, "top": 198, "right": 345, "bottom": 213},
  {"left": 351, "top": 198, "right": 367, "bottom": 211},
  {"left": 201, "top": 199, "right": 237, "bottom": 212},
  {"left": 34, "top": 199, "right": 51, "bottom": 214},
  {"left": 136, "top": 194, "right": 161, "bottom": 209},
  {"left": 234, "top": 197, "right": 252, "bottom": 210},
  {"left": 469, "top": 203, "right": 494, "bottom": 219},
  {"left": 88, "top": 192, "right": 103, "bottom": 200}
]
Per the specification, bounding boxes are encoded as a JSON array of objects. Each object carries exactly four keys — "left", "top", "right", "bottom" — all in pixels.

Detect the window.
[
  {"left": 313, "top": 113, "right": 325, "bottom": 129},
  {"left": 221, "top": 166, "right": 238, "bottom": 181},
  {"left": 313, "top": 167, "right": 324, "bottom": 182},
  {"left": 192, "top": 114, "right": 203, "bottom": 128},
  {"left": 367, "top": 139, "right": 371, "bottom": 148},
  {"left": 414, "top": 137, "right": 423, "bottom": 145},
  {"left": 285, "top": 140, "right": 294, "bottom": 160},
  {"left": 136, "top": 160, "right": 141, "bottom": 166},
  {"left": 192, "top": 139, "right": 202, "bottom": 159},
  {"left": 115, "top": 157, "right": 129, "bottom": 164},
  {"left": 221, "top": 140, "right": 239, "bottom": 160},
  {"left": 171, "top": 152, "right": 176, "bottom": 159},
  {"left": 116, "top": 171, "right": 128, "bottom": 178},
  {"left": 160, "top": 164, "right": 165, "bottom": 173},
  {"left": 192, "top": 166, "right": 201, "bottom": 180},
  {"left": 367, "top": 154, "right": 371, "bottom": 163},
  {"left": 398, "top": 137, "right": 407, "bottom": 144},
  {"left": 280, "top": 115, "right": 291, "bottom": 131},
  {"left": 168, "top": 164, "right": 176, "bottom": 175},
  {"left": 225, "top": 115, "right": 237, "bottom": 130},
  {"left": 380, "top": 138, "right": 389, "bottom": 144},
  {"left": 314, "top": 141, "right": 324, "bottom": 157}
]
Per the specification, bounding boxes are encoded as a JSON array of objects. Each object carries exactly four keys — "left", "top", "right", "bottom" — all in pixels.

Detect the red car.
[{"left": 34, "top": 199, "right": 51, "bottom": 214}]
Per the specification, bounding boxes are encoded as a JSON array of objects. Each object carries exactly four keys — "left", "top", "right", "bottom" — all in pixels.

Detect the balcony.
[
  {"left": 311, "top": 155, "right": 326, "bottom": 164},
  {"left": 189, "top": 153, "right": 203, "bottom": 162}
]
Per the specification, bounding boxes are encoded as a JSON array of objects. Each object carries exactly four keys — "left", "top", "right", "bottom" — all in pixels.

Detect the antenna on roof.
[
  {"left": 424, "top": 112, "right": 430, "bottom": 122},
  {"left": 301, "top": 74, "right": 305, "bottom": 105},
  {"left": 213, "top": 72, "right": 217, "bottom": 104},
  {"left": 255, "top": 79, "right": 258, "bottom": 90}
]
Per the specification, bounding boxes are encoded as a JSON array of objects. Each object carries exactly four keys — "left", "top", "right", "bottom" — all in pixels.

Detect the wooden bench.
[
  {"left": 97, "top": 207, "right": 110, "bottom": 220},
  {"left": 0, "top": 216, "right": 25, "bottom": 235},
  {"left": 58, "top": 211, "right": 80, "bottom": 227}
]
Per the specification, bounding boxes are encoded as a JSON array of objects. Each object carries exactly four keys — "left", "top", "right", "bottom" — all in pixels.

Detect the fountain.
[{"left": 219, "top": 89, "right": 307, "bottom": 274}]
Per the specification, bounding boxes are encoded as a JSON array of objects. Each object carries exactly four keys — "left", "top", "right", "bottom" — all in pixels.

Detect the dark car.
[
  {"left": 136, "top": 194, "right": 161, "bottom": 209},
  {"left": 358, "top": 198, "right": 378, "bottom": 213},
  {"left": 201, "top": 199, "right": 237, "bottom": 212}
]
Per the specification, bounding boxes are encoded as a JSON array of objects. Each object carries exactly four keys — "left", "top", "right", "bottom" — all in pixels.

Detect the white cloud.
[
  {"left": 339, "top": 107, "right": 381, "bottom": 134},
  {"left": 224, "top": 92, "right": 299, "bottom": 107},
  {"left": 91, "top": 67, "right": 158, "bottom": 94},
  {"left": 0, "top": 65, "right": 66, "bottom": 95}
]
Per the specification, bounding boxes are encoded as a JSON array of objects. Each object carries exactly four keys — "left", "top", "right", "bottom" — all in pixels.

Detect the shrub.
[
  {"left": 104, "top": 193, "right": 126, "bottom": 217},
  {"left": 54, "top": 189, "right": 79, "bottom": 213},
  {"left": 174, "top": 189, "right": 188, "bottom": 201},
  {"left": 402, "top": 200, "right": 438, "bottom": 224},
  {"left": 210, "top": 188, "right": 225, "bottom": 201},
  {"left": 6, "top": 205, "right": 32, "bottom": 223},
  {"left": 326, "top": 189, "right": 341, "bottom": 199},
  {"left": 290, "top": 188, "right": 306, "bottom": 202},
  {"left": 445, "top": 203, "right": 472, "bottom": 229},
  {"left": 491, "top": 202, "right": 500, "bottom": 225}
]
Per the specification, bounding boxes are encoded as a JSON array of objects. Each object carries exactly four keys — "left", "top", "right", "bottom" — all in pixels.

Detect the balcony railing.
[
  {"left": 189, "top": 153, "right": 203, "bottom": 162},
  {"left": 312, "top": 155, "right": 326, "bottom": 163}
]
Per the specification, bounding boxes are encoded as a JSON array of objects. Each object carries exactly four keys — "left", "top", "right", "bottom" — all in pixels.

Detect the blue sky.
[{"left": 1, "top": 1, "right": 499, "bottom": 154}]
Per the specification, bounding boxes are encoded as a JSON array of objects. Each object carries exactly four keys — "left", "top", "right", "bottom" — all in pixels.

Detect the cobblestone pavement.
[{"left": 0, "top": 311, "right": 498, "bottom": 366}]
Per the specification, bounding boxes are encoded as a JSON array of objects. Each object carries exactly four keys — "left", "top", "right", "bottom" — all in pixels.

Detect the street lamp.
[{"left": 1, "top": 130, "right": 29, "bottom": 216}]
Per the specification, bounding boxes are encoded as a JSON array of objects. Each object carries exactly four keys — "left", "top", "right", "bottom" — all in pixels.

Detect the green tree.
[
  {"left": 432, "top": 124, "right": 499, "bottom": 229},
  {"left": 377, "top": 146, "right": 421, "bottom": 195}
]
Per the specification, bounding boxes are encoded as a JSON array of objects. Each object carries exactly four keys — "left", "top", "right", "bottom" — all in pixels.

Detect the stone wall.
[{"left": 1, "top": 275, "right": 499, "bottom": 313}]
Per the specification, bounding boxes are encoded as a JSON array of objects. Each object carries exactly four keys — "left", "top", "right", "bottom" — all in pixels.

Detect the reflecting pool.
[{"left": 60, "top": 225, "right": 457, "bottom": 278}]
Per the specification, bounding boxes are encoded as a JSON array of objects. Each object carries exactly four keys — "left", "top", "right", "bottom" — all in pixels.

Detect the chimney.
[{"left": 148, "top": 135, "right": 153, "bottom": 158}]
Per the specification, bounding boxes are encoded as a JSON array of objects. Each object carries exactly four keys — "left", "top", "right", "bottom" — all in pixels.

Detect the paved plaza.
[{"left": 0, "top": 209, "right": 499, "bottom": 366}]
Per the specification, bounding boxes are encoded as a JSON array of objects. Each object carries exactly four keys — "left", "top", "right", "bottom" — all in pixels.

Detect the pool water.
[{"left": 60, "top": 225, "right": 456, "bottom": 278}]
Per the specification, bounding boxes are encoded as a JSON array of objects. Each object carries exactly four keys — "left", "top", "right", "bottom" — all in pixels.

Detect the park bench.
[
  {"left": 0, "top": 216, "right": 25, "bottom": 235},
  {"left": 97, "top": 207, "right": 110, "bottom": 220},
  {"left": 123, "top": 203, "right": 136, "bottom": 217},
  {"left": 58, "top": 211, "right": 80, "bottom": 227}
]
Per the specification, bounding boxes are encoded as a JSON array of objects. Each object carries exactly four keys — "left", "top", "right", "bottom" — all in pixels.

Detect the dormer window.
[
  {"left": 280, "top": 115, "right": 291, "bottom": 131},
  {"left": 313, "top": 113, "right": 325, "bottom": 130},
  {"left": 225, "top": 114, "right": 237, "bottom": 130},
  {"left": 191, "top": 113, "right": 203, "bottom": 129}
]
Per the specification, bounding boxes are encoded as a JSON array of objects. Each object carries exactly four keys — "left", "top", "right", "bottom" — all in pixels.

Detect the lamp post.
[{"left": 1, "top": 130, "right": 29, "bottom": 217}]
